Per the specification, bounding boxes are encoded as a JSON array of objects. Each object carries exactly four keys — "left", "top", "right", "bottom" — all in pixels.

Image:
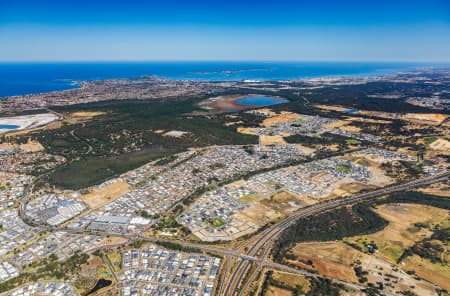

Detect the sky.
[{"left": 0, "top": 0, "right": 450, "bottom": 62}]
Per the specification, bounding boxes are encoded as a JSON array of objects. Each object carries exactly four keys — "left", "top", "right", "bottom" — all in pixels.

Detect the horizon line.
[{"left": 1, "top": 60, "right": 450, "bottom": 64}]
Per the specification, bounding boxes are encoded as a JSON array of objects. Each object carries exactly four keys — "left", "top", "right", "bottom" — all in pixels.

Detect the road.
[
  {"left": 55, "top": 171, "right": 449, "bottom": 296},
  {"left": 224, "top": 171, "right": 450, "bottom": 296},
  {"left": 70, "top": 122, "right": 94, "bottom": 154},
  {"left": 102, "top": 252, "right": 119, "bottom": 283},
  {"left": 15, "top": 151, "right": 449, "bottom": 296}
]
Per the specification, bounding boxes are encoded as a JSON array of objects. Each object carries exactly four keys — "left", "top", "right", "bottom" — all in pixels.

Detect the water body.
[
  {"left": 236, "top": 95, "right": 288, "bottom": 107},
  {"left": 0, "top": 124, "right": 20, "bottom": 129},
  {"left": 0, "top": 61, "right": 446, "bottom": 97},
  {"left": 84, "top": 279, "right": 112, "bottom": 295}
]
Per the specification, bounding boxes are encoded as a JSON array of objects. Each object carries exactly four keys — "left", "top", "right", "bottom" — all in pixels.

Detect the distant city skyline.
[{"left": 1, "top": 0, "right": 450, "bottom": 62}]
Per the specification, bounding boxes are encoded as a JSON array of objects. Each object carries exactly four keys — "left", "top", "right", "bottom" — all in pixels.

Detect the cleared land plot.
[
  {"left": 418, "top": 182, "right": 450, "bottom": 197},
  {"left": 261, "top": 112, "right": 302, "bottom": 127},
  {"left": 79, "top": 180, "right": 131, "bottom": 209},
  {"left": 266, "top": 286, "right": 292, "bottom": 296},
  {"left": 259, "top": 191, "right": 314, "bottom": 213},
  {"left": 429, "top": 138, "right": 450, "bottom": 154},
  {"left": 288, "top": 242, "right": 360, "bottom": 283},
  {"left": 95, "top": 236, "right": 128, "bottom": 249},
  {"left": 402, "top": 113, "right": 448, "bottom": 125},
  {"left": 64, "top": 111, "right": 107, "bottom": 124},
  {"left": 271, "top": 271, "right": 310, "bottom": 292},
  {"left": 260, "top": 135, "right": 287, "bottom": 146},
  {"left": 348, "top": 203, "right": 449, "bottom": 263},
  {"left": 0, "top": 139, "right": 44, "bottom": 152}
]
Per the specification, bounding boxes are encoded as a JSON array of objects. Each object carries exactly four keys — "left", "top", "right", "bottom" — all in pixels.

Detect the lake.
[
  {"left": 0, "top": 124, "right": 20, "bottom": 129},
  {"left": 235, "top": 95, "right": 288, "bottom": 107}
]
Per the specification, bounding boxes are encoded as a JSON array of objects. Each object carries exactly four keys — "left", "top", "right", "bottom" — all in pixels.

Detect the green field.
[
  {"left": 345, "top": 138, "right": 359, "bottom": 145},
  {"left": 424, "top": 136, "right": 438, "bottom": 145},
  {"left": 209, "top": 217, "right": 225, "bottom": 228},
  {"left": 336, "top": 164, "right": 351, "bottom": 173},
  {"left": 239, "top": 193, "right": 260, "bottom": 203}
]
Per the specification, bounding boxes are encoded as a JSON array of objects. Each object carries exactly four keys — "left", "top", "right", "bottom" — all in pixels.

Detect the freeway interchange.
[
  {"left": 12, "top": 137, "right": 450, "bottom": 295},
  {"left": 221, "top": 171, "right": 450, "bottom": 296},
  {"left": 32, "top": 171, "right": 450, "bottom": 296}
]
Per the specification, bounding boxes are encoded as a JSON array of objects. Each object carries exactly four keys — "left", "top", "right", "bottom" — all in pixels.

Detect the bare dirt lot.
[
  {"left": 288, "top": 242, "right": 360, "bottom": 283},
  {"left": 0, "top": 138, "right": 44, "bottom": 152},
  {"left": 79, "top": 179, "right": 131, "bottom": 209},
  {"left": 261, "top": 112, "right": 302, "bottom": 127},
  {"left": 323, "top": 120, "right": 361, "bottom": 132},
  {"left": 418, "top": 181, "right": 450, "bottom": 197},
  {"left": 260, "top": 135, "right": 288, "bottom": 146},
  {"left": 65, "top": 111, "right": 107, "bottom": 124},
  {"left": 402, "top": 113, "right": 448, "bottom": 125}
]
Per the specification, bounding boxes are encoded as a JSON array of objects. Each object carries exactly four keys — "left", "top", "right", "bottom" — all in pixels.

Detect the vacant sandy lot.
[
  {"left": 262, "top": 112, "right": 302, "bottom": 127},
  {"left": 240, "top": 202, "right": 282, "bottom": 226},
  {"left": 79, "top": 180, "right": 131, "bottom": 209},
  {"left": 266, "top": 286, "right": 292, "bottom": 296},
  {"left": 260, "top": 191, "right": 314, "bottom": 214},
  {"left": 64, "top": 111, "right": 106, "bottom": 124},
  {"left": 314, "top": 104, "right": 352, "bottom": 112},
  {"left": 344, "top": 116, "right": 392, "bottom": 124},
  {"left": 0, "top": 138, "right": 44, "bottom": 152},
  {"left": 323, "top": 119, "right": 361, "bottom": 132},
  {"left": 95, "top": 236, "right": 129, "bottom": 249},
  {"left": 402, "top": 113, "right": 448, "bottom": 125},
  {"left": 429, "top": 138, "right": 450, "bottom": 153},
  {"left": 237, "top": 127, "right": 258, "bottom": 135},
  {"left": 260, "top": 135, "right": 287, "bottom": 145},
  {"left": 418, "top": 182, "right": 450, "bottom": 197},
  {"left": 289, "top": 242, "right": 360, "bottom": 283}
]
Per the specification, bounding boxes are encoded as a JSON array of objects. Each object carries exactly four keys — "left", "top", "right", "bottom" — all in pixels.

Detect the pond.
[
  {"left": 235, "top": 95, "right": 288, "bottom": 107},
  {"left": 0, "top": 124, "right": 20, "bottom": 129},
  {"left": 85, "top": 279, "right": 112, "bottom": 295}
]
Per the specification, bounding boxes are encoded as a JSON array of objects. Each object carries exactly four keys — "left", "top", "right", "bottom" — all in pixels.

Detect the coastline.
[{"left": 0, "top": 62, "right": 431, "bottom": 98}]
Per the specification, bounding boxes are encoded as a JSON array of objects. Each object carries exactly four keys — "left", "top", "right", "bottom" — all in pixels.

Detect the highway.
[
  {"left": 16, "top": 163, "right": 449, "bottom": 296},
  {"left": 224, "top": 171, "right": 450, "bottom": 296}
]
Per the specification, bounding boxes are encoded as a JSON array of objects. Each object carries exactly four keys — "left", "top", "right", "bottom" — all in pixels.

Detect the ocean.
[{"left": 0, "top": 61, "right": 441, "bottom": 98}]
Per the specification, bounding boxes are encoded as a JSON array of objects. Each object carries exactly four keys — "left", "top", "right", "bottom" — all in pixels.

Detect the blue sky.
[{"left": 1, "top": 0, "right": 450, "bottom": 61}]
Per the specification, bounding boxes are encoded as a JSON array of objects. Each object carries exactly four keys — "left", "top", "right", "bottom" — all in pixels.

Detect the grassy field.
[
  {"left": 336, "top": 164, "right": 351, "bottom": 173},
  {"left": 403, "top": 254, "right": 450, "bottom": 291},
  {"left": 209, "top": 217, "right": 225, "bottom": 228},
  {"left": 424, "top": 136, "right": 438, "bottom": 145},
  {"left": 106, "top": 252, "right": 122, "bottom": 273},
  {"left": 347, "top": 203, "right": 448, "bottom": 263},
  {"left": 239, "top": 193, "right": 260, "bottom": 203}
]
